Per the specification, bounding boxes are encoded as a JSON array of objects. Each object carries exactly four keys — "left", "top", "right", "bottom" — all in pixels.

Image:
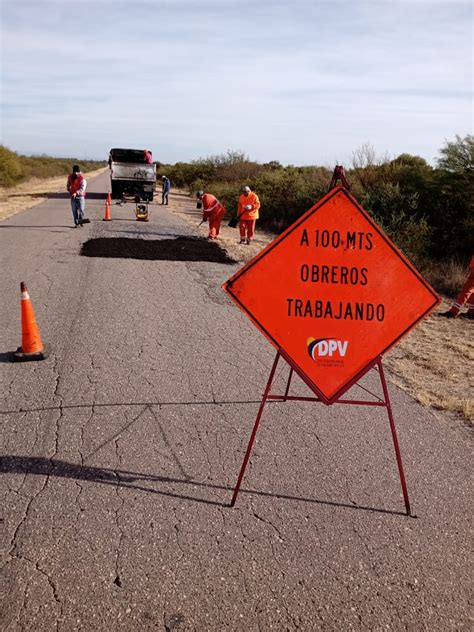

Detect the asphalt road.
[{"left": 1, "top": 172, "right": 471, "bottom": 631}]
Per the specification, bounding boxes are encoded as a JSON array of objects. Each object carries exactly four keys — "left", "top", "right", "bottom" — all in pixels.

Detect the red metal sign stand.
[
  {"left": 328, "top": 164, "right": 351, "bottom": 190},
  {"left": 229, "top": 167, "right": 418, "bottom": 515},
  {"left": 230, "top": 350, "right": 411, "bottom": 516}
]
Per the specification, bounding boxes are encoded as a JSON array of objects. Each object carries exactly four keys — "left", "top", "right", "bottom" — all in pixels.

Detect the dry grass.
[
  {"left": 384, "top": 313, "right": 473, "bottom": 423},
  {"left": 423, "top": 258, "right": 471, "bottom": 298}
]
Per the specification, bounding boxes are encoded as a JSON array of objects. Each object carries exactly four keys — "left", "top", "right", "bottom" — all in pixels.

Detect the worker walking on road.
[
  {"left": 196, "top": 191, "right": 226, "bottom": 240},
  {"left": 66, "top": 165, "right": 87, "bottom": 227},
  {"left": 238, "top": 185, "right": 260, "bottom": 245},
  {"left": 439, "top": 256, "right": 474, "bottom": 319},
  {"left": 162, "top": 175, "right": 171, "bottom": 205}
]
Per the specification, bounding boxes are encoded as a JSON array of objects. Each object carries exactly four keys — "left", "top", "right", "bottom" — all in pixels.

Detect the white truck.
[{"left": 108, "top": 148, "right": 156, "bottom": 201}]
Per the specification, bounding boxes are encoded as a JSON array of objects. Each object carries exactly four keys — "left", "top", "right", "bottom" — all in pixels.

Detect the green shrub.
[
  {"left": 0, "top": 145, "right": 105, "bottom": 187},
  {"left": 164, "top": 136, "right": 473, "bottom": 295},
  {"left": 0, "top": 146, "right": 25, "bottom": 187}
]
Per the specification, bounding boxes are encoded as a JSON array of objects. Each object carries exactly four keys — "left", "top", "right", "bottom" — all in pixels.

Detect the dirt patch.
[
  {"left": 0, "top": 168, "right": 107, "bottom": 222},
  {"left": 81, "top": 236, "right": 236, "bottom": 264},
  {"left": 168, "top": 190, "right": 473, "bottom": 425},
  {"left": 384, "top": 313, "right": 473, "bottom": 423}
]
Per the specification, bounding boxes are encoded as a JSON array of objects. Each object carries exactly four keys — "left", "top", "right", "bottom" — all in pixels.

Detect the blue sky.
[{"left": 1, "top": 0, "right": 472, "bottom": 165}]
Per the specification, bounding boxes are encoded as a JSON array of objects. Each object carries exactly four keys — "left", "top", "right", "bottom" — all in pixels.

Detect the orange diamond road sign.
[{"left": 223, "top": 186, "right": 440, "bottom": 404}]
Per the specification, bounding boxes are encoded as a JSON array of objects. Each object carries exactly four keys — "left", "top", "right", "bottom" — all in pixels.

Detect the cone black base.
[{"left": 14, "top": 343, "right": 51, "bottom": 362}]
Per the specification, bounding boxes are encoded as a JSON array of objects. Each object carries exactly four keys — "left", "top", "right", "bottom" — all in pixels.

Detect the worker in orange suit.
[
  {"left": 238, "top": 185, "right": 260, "bottom": 245},
  {"left": 439, "top": 256, "right": 474, "bottom": 319},
  {"left": 196, "top": 191, "right": 226, "bottom": 240}
]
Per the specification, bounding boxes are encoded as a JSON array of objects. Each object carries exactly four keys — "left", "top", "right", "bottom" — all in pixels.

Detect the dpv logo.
[{"left": 307, "top": 337, "right": 348, "bottom": 359}]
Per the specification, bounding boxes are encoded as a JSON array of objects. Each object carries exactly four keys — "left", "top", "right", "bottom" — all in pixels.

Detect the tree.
[
  {"left": 0, "top": 145, "right": 25, "bottom": 187},
  {"left": 391, "top": 153, "right": 429, "bottom": 169},
  {"left": 437, "top": 134, "right": 474, "bottom": 173},
  {"left": 430, "top": 135, "right": 474, "bottom": 260},
  {"left": 262, "top": 160, "right": 283, "bottom": 170}
]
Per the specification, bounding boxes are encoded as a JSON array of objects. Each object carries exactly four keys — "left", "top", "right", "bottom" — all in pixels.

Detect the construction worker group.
[
  {"left": 66, "top": 161, "right": 261, "bottom": 243},
  {"left": 197, "top": 185, "right": 260, "bottom": 244}
]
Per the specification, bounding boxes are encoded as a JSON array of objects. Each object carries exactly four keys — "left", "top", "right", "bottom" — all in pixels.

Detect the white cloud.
[{"left": 1, "top": 0, "right": 472, "bottom": 163}]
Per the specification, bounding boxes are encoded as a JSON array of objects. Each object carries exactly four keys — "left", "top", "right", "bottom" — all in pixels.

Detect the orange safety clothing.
[
  {"left": 201, "top": 193, "right": 226, "bottom": 239},
  {"left": 239, "top": 219, "right": 256, "bottom": 243},
  {"left": 238, "top": 191, "right": 260, "bottom": 221},
  {"left": 448, "top": 256, "right": 474, "bottom": 317}
]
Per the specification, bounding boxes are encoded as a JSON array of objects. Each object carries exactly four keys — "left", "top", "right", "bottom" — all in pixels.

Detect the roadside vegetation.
[
  {"left": 159, "top": 135, "right": 473, "bottom": 295},
  {"left": 1, "top": 137, "right": 472, "bottom": 296},
  {"left": 0, "top": 145, "right": 105, "bottom": 188}
]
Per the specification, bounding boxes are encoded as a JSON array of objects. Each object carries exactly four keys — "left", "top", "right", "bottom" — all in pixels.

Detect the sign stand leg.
[
  {"left": 230, "top": 353, "right": 412, "bottom": 515},
  {"left": 376, "top": 359, "right": 411, "bottom": 516},
  {"left": 230, "top": 351, "right": 281, "bottom": 507},
  {"left": 283, "top": 367, "right": 294, "bottom": 401}
]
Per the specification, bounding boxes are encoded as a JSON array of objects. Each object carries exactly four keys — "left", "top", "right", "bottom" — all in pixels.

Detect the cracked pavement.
[{"left": 0, "top": 173, "right": 472, "bottom": 631}]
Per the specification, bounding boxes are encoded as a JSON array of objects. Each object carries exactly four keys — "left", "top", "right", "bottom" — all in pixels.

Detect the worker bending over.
[
  {"left": 197, "top": 191, "right": 226, "bottom": 240},
  {"left": 238, "top": 185, "right": 260, "bottom": 245}
]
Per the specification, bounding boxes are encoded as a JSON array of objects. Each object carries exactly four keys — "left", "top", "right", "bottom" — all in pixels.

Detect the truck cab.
[{"left": 109, "top": 148, "right": 156, "bottom": 201}]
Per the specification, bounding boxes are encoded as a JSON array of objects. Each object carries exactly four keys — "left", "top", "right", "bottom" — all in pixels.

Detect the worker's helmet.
[
  {"left": 162, "top": 175, "right": 166, "bottom": 179},
  {"left": 196, "top": 190, "right": 204, "bottom": 199},
  {"left": 243, "top": 185, "right": 251, "bottom": 193}
]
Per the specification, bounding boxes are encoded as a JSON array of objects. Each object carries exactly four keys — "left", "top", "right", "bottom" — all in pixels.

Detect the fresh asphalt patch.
[{"left": 80, "top": 236, "right": 236, "bottom": 263}]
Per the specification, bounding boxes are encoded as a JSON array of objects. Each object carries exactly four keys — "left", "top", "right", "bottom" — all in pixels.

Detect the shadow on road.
[
  {"left": 0, "top": 398, "right": 268, "bottom": 412},
  {"left": 48, "top": 191, "right": 107, "bottom": 200},
  {"left": 0, "top": 454, "right": 409, "bottom": 517},
  {"left": 4, "top": 191, "right": 108, "bottom": 201},
  {"left": 0, "top": 455, "right": 226, "bottom": 507},
  {"left": 0, "top": 225, "right": 73, "bottom": 231},
  {"left": 0, "top": 351, "right": 15, "bottom": 363},
  {"left": 7, "top": 192, "right": 55, "bottom": 199}
]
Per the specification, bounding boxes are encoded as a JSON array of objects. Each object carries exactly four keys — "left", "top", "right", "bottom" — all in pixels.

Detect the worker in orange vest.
[
  {"left": 196, "top": 191, "right": 226, "bottom": 239},
  {"left": 238, "top": 185, "right": 260, "bottom": 245},
  {"left": 439, "top": 256, "right": 474, "bottom": 319}
]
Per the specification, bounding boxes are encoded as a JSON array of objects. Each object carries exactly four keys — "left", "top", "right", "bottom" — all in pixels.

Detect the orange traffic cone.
[
  {"left": 103, "top": 200, "right": 111, "bottom": 221},
  {"left": 107, "top": 192, "right": 111, "bottom": 206},
  {"left": 14, "top": 282, "right": 50, "bottom": 361}
]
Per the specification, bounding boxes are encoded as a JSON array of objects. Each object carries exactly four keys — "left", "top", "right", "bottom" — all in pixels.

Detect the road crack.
[{"left": 111, "top": 435, "right": 126, "bottom": 589}]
